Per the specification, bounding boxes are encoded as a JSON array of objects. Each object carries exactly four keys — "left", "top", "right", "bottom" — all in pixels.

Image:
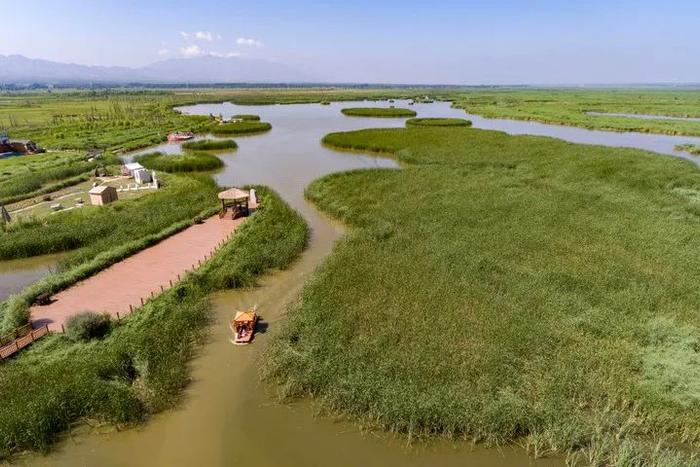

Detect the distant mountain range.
[{"left": 0, "top": 54, "right": 314, "bottom": 84}]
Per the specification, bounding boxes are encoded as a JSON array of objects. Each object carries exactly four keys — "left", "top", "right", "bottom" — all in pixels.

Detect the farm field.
[{"left": 267, "top": 123, "right": 700, "bottom": 465}]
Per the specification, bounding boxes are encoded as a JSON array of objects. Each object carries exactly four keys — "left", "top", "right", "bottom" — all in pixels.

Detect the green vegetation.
[
  {"left": 0, "top": 151, "right": 119, "bottom": 205},
  {"left": 208, "top": 120, "right": 272, "bottom": 136},
  {"left": 341, "top": 107, "right": 417, "bottom": 118},
  {"left": 0, "top": 174, "right": 219, "bottom": 262},
  {"left": 0, "top": 187, "right": 307, "bottom": 459},
  {"left": 65, "top": 311, "right": 112, "bottom": 342},
  {"left": 406, "top": 117, "right": 472, "bottom": 127},
  {"left": 232, "top": 114, "right": 261, "bottom": 121},
  {"left": 452, "top": 89, "right": 700, "bottom": 136},
  {"left": 0, "top": 91, "right": 213, "bottom": 152},
  {"left": 267, "top": 125, "right": 700, "bottom": 465},
  {"left": 181, "top": 139, "right": 237, "bottom": 151},
  {"left": 135, "top": 151, "right": 224, "bottom": 173},
  {"left": 676, "top": 144, "right": 700, "bottom": 155}
]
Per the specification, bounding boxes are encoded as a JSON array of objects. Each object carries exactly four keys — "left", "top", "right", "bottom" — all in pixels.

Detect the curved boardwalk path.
[{"left": 30, "top": 215, "right": 246, "bottom": 332}]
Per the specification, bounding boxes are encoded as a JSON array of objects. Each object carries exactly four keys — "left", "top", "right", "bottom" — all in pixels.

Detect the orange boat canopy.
[{"left": 234, "top": 310, "right": 257, "bottom": 324}]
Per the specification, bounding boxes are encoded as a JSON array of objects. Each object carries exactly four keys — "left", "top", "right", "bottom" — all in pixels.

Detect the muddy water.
[
  {"left": 29, "top": 101, "right": 560, "bottom": 466},
  {"left": 0, "top": 254, "right": 63, "bottom": 302}
]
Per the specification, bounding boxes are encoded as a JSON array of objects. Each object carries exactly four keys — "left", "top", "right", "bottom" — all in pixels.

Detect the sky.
[{"left": 1, "top": 0, "right": 698, "bottom": 85}]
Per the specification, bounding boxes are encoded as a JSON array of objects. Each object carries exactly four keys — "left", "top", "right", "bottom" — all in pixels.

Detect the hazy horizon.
[{"left": 3, "top": 0, "right": 699, "bottom": 85}]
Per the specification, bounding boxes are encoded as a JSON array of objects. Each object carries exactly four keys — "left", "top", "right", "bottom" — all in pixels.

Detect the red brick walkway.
[{"left": 30, "top": 215, "right": 246, "bottom": 332}]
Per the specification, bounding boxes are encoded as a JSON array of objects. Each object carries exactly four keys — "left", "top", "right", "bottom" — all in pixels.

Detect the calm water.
[
  {"left": 21, "top": 99, "right": 700, "bottom": 466},
  {"left": 0, "top": 254, "right": 63, "bottom": 302}
]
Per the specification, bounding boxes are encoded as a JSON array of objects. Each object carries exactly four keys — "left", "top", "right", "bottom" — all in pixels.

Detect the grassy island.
[
  {"left": 208, "top": 120, "right": 272, "bottom": 136},
  {"left": 135, "top": 151, "right": 224, "bottom": 173},
  {"left": 267, "top": 125, "right": 700, "bottom": 465},
  {"left": 676, "top": 144, "right": 700, "bottom": 155},
  {"left": 181, "top": 139, "right": 238, "bottom": 151},
  {"left": 406, "top": 117, "right": 472, "bottom": 127},
  {"left": 341, "top": 107, "right": 417, "bottom": 118}
]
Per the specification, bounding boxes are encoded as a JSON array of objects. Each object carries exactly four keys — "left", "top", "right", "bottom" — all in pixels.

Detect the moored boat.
[
  {"left": 167, "top": 132, "right": 194, "bottom": 142},
  {"left": 230, "top": 308, "right": 258, "bottom": 345}
]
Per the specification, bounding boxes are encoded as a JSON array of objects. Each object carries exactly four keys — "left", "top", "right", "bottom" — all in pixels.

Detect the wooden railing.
[
  {"left": 0, "top": 323, "right": 32, "bottom": 348},
  {"left": 0, "top": 324, "right": 50, "bottom": 360}
]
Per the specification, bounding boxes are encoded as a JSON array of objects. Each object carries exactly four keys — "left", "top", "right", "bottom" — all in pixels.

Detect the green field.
[
  {"left": 452, "top": 89, "right": 700, "bottom": 136},
  {"left": 0, "top": 187, "right": 307, "bottom": 459},
  {"left": 341, "top": 107, "right": 417, "bottom": 118},
  {"left": 266, "top": 125, "right": 700, "bottom": 465}
]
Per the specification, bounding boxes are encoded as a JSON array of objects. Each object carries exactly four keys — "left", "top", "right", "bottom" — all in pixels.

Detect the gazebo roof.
[{"left": 218, "top": 188, "right": 250, "bottom": 201}]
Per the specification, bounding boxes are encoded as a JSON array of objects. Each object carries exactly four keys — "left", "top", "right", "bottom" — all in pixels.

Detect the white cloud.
[
  {"left": 181, "top": 31, "right": 216, "bottom": 42},
  {"left": 236, "top": 37, "right": 263, "bottom": 47},
  {"left": 180, "top": 45, "right": 203, "bottom": 58},
  {"left": 157, "top": 48, "right": 170, "bottom": 56},
  {"left": 210, "top": 51, "right": 243, "bottom": 58}
]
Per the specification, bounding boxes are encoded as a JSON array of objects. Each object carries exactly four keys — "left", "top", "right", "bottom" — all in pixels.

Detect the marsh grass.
[
  {"left": 405, "top": 117, "right": 472, "bottom": 127},
  {"left": 231, "top": 114, "right": 261, "bottom": 121},
  {"left": 0, "top": 174, "right": 220, "bottom": 262},
  {"left": 341, "top": 107, "right": 417, "bottom": 118},
  {"left": 267, "top": 126, "right": 700, "bottom": 465},
  {"left": 208, "top": 121, "right": 271, "bottom": 136},
  {"left": 676, "top": 144, "right": 700, "bottom": 155},
  {"left": 135, "top": 151, "right": 224, "bottom": 173},
  {"left": 0, "top": 187, "right": 307, "bottom": 459},
  {"left": 181, "top": 139, "right": 237, "bottom": 151}
]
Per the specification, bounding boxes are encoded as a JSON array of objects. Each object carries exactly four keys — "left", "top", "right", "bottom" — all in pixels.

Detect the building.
[
  {"left": 88, "top": 185, "right": 118, "bottom": 206},
  {"left": 121, "top": 162, "right": 145, "bottom": 177},
  {"left": 133, "top": 168, "right": 152, "bottom": 184}
]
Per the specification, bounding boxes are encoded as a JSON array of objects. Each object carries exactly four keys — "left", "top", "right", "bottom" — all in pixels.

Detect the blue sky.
[{"left": 2, "top": 0, "right": 698, "bottom": 84}]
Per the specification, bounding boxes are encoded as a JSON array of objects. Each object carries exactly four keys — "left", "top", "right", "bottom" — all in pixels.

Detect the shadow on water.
[{"left": 27, "top": 98, "right": 700, "bottom": 466}]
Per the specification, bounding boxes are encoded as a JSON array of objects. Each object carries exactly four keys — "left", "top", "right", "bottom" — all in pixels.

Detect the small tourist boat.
[
  {"left": 167, "top": 132, "right": 194, "bottom": 142},
  {"left": 229, "top": 308, "right": 258, "bottom": 345}
]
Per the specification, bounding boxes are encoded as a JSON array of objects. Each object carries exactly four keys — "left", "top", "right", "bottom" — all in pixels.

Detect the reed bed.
[
  {"left": 135, "top": 151, "right": 224, "bottom": 173},
  {"left": 405, "top": 117, "right": 472, "bottom": 127},
  {"left": 232, "top": 114, "right": 261, "bottom": 121},
  {"left": 0, "top": 187, "right": 307, "bottom": 459},
  {"left": 208, "top": 121, "right": 271, "bottom": 136},
  {"left": 267, "top": 126, "right": 700, "bottom": 465},
  {"left": 341, "top": 107, "right": 417, "bottom": 118},
  {"left": 181, "top": 139, "right": 237, "bottom": 151},
  {"left": 676, "top": 144, "right": 700, "bottom": 155}
]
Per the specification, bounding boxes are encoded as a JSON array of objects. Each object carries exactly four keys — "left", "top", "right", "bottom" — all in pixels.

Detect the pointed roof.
[
  {"left": 218, "top": 188, "right": 250, "bottom": 201},
  {"left": 234, "top": 310, "right": 257, "bottom": 323}
]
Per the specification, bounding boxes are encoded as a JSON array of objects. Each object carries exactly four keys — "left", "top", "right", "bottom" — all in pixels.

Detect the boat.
[
  {"left": 229, "top": 308, "right": 258, "bottom": 345},
  {"left": 167, "top": 132, "right": 194, "bottom": 142}
]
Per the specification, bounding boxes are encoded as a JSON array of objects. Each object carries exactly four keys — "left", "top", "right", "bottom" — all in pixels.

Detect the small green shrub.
[{"left": 65, "top": 311, "right": 112, "bottom": 341}]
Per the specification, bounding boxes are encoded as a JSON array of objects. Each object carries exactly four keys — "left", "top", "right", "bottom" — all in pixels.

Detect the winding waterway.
[{"left": 20, "top": 99, "right": 700, "bottom": 466}]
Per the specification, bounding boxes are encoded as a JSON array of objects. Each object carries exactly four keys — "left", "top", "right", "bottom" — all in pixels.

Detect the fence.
[{"left": 0, "top": 324, "right": 50, "bottom": 360}]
